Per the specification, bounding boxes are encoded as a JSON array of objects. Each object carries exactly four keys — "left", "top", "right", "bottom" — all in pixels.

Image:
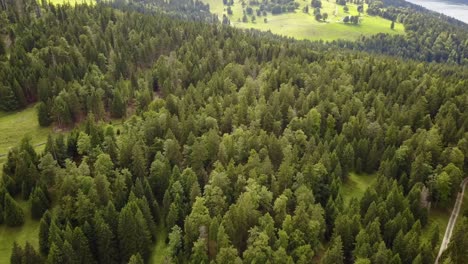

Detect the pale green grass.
[
  {"left": 341, "top": 172, "right": 377, "bottom": 205},
  {"left": 421, "top": 206, "right": 450, "bottom": 253},
  {"left": 0, "top": 106, "right": 51, "bottom": 170},
  {"left": 204, "top": 0, "right": 404, "bottom": 41},
  {"left": 149, "top": 223, "right": 169, "bottom": 263},
  {"left": 47, "top": 0, "right": 94, "bottom": 5},
  {"left": 0, "top": 200, "right": 41, "bottom": 264}
]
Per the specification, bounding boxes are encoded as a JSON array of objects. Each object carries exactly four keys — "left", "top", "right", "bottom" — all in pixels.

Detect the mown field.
[{"left": 203, "top": 0, "right": 404, "bottom": 41}]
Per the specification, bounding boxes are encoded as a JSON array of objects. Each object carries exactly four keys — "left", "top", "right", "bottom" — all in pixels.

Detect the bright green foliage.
[
  {"left": 128, "top": 253, "right": 144, "bottom": 264},
  {"left": 0, "top": 1, "right": 467, "bottom": 263},
  {"left": 322, "top": 236, "right": 344, "bottom": 264}
]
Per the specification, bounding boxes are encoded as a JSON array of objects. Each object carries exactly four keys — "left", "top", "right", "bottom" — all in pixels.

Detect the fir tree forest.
[{"left": 0, "top": 0, "right": 467, "bottom": 263}]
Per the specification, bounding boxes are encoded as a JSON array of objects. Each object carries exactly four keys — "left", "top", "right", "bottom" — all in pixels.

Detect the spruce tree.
[
  {"left": 94, "top": 214, "right": 118, "bottom": 264},
  {"left": 128, "top": 253, "right": 144, "bottom": 264},
  {"left": 322, "top": 236, "right": 344, "bottom": 264},
  {"left": 37, "top": 101, "right": 52, "bottom": 127},
  {"left": 4, "top": 193, "right": 25, "bottom": 227},
  {"left": 111, "top": 91, "right": 126, "bottom": 118},
  {"left": 46, "top": 243, "right": 63, "bottom": 264},
  {"left": 118, "top": 202, "right": 151, "bottom": 261},
  {"left": 71, "top": 227, "right": 95, "bottom": 264},
  {"left": 10, "top": 242, "right": 23, "bottom": 264},
  {"left": 22, "top": 242, "right": 43, "bottom": 264},
  {"left": 31, "top": 186, "right": 50, "bottom": 219},
  {"left": 39, "top": 211, "right": 51, "bottom": 255}
]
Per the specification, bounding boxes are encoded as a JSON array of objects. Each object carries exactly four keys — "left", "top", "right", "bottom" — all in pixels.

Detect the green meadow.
[
  {"left": 47, "top": 0, "right": 94, "bottom": 5},
  {"left": 341, "top": 172, "right": 377, "bottom": 205},
  {"left": 0, "top": 106, "right": 51, "bottom": 170},
  {"left": 0, "top": 200, "right": 41, "bottom": 264},
  {"left": 204, "top": 0, "right": 404, "bottom": 41}
]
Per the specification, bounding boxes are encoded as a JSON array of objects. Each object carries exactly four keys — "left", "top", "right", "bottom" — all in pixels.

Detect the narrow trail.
[{"left": 435, "top": 177, "right": 468, "bottom": 264}]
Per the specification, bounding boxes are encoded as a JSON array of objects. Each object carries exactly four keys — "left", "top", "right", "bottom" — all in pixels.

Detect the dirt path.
[{"left": 435, "top": 177, "right": 468, "bottom": 264}]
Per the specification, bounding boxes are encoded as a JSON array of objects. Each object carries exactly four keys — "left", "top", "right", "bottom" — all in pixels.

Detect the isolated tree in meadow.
[
  {"left": 357, "top": 5, "right": 364, "bottom": 13},
  {"left": 343, "top": 15, "right": 350, "bottom": 23},
  {"left": 391, "top": 20, "right": 395, "bottom": 29},
  {"left": 323, "top": 13, "right": 328, "bottom": 21},
  {"left": 312, "top": 0, "right": 322, "bottom": 8}
]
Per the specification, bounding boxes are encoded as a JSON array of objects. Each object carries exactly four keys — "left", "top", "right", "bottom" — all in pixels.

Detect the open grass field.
[
  {"left": 149, "top": 223, "right": 169, "bottom": 263},
  {"left": 0, "top": 200, "right": 40, "bottom": 264},
  {"left": 0, "top": 106, "right": 51, "bottom": 170},
  {"left": 341, "top": 172, "right": 377, "bottom": 205},
  {"left": 203, "top": 0, "right": 404, "bottom": 41},
  {"left": 47, "top": 0, "right": 94, "bottom": 5}
]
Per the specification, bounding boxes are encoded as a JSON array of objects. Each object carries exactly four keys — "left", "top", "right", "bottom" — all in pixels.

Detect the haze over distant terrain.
[{"left": 405, "top": 0, "right": 468, "bottom": 23}]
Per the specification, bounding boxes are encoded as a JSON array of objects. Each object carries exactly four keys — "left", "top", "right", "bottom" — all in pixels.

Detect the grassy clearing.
[
  {"left": 149, "top": 223, "right": 169, "bottom": 264},
  {"left": 421, "top": 206, "right": 450, "bottom": 253},
  {"left": 341, "top": 172, "right": 377, "bottom": 205},
  {"left": 204, "top": 0, "right": 404, "bottom": 41},
  {"left": 0, "top": 106, "right": 51, "bottom": 170},
  {"left": 47, "top": 0, "right": 94, "bottom": 5},
  {"left": 0, "top": 200, "right": 40, "bottom": 264}
]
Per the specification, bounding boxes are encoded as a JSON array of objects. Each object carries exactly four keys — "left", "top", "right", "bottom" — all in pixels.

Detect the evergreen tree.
[
  {"left": 22, "top": 242, "right": 43, "bottom": 264},
  {"left": 46, "top": 243, "right": 64, "bottom": 264},
  {"left": 30, "top": 186, "right": 50, "bottom": 219},
  {"left": 111, "top": 91, "right": 126, "bottom": 118},
  {"left": 37, "top": 101, "right": 52, "bottom": 127},
  {"left": 322, "top": 236, "right": 344, "bottom": 264},
  {"left": 39, "top": 211, "right": 51, "bottom": 255},
  {"left": 4, "top": 193, "right": 25, "bottom": 227},
  {"left": 10, "top": 242, "right": 23, "bottom": 264},
  {"left": 118, "top": 202, "right": 151, "bottom": 261},
  {"left": 128, "top": 253, "right": 144, "bottom": 264}
]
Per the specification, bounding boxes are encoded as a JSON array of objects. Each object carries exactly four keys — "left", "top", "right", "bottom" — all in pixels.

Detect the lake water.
[{"left": 405, "top": 0, "right": 468, "bottom": 24}]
